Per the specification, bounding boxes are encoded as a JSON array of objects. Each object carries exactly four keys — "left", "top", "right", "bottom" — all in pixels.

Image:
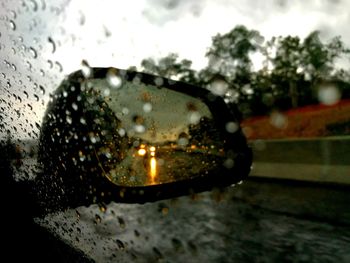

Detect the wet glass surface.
[{"left": 1, "top": 0, "right": 350, "bottom": 262}]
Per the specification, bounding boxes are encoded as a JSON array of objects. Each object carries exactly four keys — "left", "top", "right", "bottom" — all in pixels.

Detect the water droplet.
[
  {"left": 72, "top": 102, "right": 78, "bottom": 111},
  {"left": 171, "top": 238, "right": 183, "bottom": 251},
  {"left": 224, "top": 158, "right": 234, "bottom": 169},
  {"left": 55, "top": 61, "right": 63, "bottom": 72},
  {"left": 11, "top": 64, "right": 17, "bottom": 71},
  {"left": 177, "top": 137, "right": 189, "bottom": 147},
  {"left": 122, "top": 107, "right": 129, "bottom": 115},
  {"left": 115, "top": 239, "right": 125, "bottom": 250},
  {"left": 188, "top": 112, "right": 201, "bottom": 125},
  {"left": 94, "top": 214, "right": 102, "bottom": 224},
  {"left": 225, "top": 122, "right": 238, "bottom": 133},
  {"left": 79, "top": 150, "right": 85, "bottom": 161},
  {"left": 242, "top": 84, "right": 254, "bottom": 95},
  {"left": 118, "top": 128, "right": 126, "bottom": 137},
  {"left": 81, "top": 60, "right": 92, "bottom": 78},
  {"left": 97, "top": 203, "right": 107, "bottom": 213},
  {"left": 134, "top": 124, "right": 145, "bottom": 133},
  {"left": 39, "top": 85, "right": 45, "bottom": 95},
  {"left": 154, "top": 77, "right": 164, "bottom": 86},
  {"left": 187, "top": 241, "right": 198, "bottom": 255},
  {"left": 143, "top": 103, "right": 152, "bottom": 113},
  {"left": 30, "top": 0, "right": 38, "bottom": 11},
  {"left": 117, "top": 217, "right": 126, "bottom": 229},
  {"left": 134, "top": 230, "right": 140, "bottom": 237},
  {"left": 9, "top": 20, "right": 16, "bottom": 30},
  {"left": 40, "top": 69, "right": 45, "bottom": 76},
  {"left": 75, "top": 210, "right": 81, "bottom": 219},
  {"left": 103, "top": 88, "right": 110, "bottom": 97},
  {"left": 34, "top": 94, "right": 39, "bottom": 101},
  {"left": 318, "top": 84, "right": 341, "bottom": 105},
  {"left": 106, "top": 69, "right": 122, "bottom": 88},
  {"left": 78, "top": 11, "right": 85, "bottom": 26},
  {"left": 47, "top": 60, "right": 53, "bottom": 69},
  {"left": 10, "top": 10, "right": 17, "bottom": 19},
  {"left": 253, "top": 140, "right": 266, "bottom": 151},
  {"left": 270, "top": 111, "right": 287, "bottom": 129},
  {"left": 80, "top": 117, "right": 86, "bottom": 125},
  {"left": 29, "top": 47, "right": 37, "bottom": 58},
  {"left": 26, "top": 61, "right": 32, "bottom": 70},
  {"left": 153, "top": 247, "right": 163, "bottom": 259},
  {"left": 158, "top": 203, "right": 169, "bottom": 215},
  {"left": 211, "top": 80, "right": 229, "bottom": 96},
  {"left": 48, "top": 37, "right": 56, "bottom": 53},
  {"left": 23, "top": 91, "right": 29, "bottom": 98}
]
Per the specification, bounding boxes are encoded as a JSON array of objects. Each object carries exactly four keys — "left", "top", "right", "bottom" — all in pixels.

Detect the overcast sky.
[
  {"left": 1, "top": 0, "right": 350, "bottom": 140},
  {"left": 53, "top": 0, "right": 350, "bottom": 72}
]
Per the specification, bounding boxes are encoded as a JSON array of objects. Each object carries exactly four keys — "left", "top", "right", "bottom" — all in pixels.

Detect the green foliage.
[
  {"left": 141, "top": 53, "right": 198, "bottom": 84},
  {"left": 136, "top": 25, "right": 350, "bottom": 118}
]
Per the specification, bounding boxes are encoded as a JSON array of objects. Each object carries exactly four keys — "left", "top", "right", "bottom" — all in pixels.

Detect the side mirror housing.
[{"left": 36, "top": 68, "right": 252, "bottom": 212}]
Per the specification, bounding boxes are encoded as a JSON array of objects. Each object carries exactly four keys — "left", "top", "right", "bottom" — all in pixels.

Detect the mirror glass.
[{"left": 78, "top": 74, "right": 225, "bottom": 186}]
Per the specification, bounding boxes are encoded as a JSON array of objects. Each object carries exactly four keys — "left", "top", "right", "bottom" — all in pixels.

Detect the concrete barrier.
[{"left": 249, "top": 136, "right": 350, "bottom": 185}]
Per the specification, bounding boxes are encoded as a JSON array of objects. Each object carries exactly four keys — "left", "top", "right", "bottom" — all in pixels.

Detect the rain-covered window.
[{"left": 1, "top": 0, "right": 350, "bottom": 262}]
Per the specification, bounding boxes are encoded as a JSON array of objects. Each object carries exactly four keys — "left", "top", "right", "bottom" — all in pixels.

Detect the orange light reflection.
[{"left": 150, "top": 157, "right": 157, "bottom": 183}]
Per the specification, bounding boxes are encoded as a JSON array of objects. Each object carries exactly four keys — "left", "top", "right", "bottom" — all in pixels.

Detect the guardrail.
[{"left": 249, "top": 136, "right": 350, "bottom": 185}]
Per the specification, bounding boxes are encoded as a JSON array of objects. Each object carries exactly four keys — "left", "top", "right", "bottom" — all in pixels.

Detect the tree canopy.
[{"left": 137, "top": 25, "right": 350, "bottom": 118}]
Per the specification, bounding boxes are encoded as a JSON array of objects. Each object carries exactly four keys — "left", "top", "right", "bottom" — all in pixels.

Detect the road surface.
[{"left": 37, "top": 178, "right": 350, "bottom": 263}]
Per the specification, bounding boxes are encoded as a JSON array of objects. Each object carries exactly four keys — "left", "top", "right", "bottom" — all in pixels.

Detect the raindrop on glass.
[
  {"left": 30, "top": 0, "right": 38, "bottom": 11},
  {"left": 225, "top": 122, "right": 238, "bottom": 133},
  {"left": 39, "top": 85, "right": 45, "bottom": 95},
  {"left": 143, "top": 103, "right": 152, "bottom": 113},
  {"left": 116, "top": 239, "right": 125, "bottom": 250},
  {"left": 134, "top": 124, "right": 146, "bottom": 133},
  {"left": 26, "top": 61, "right": 32, "bottom": 70},
  {"left": 117, "top": 217, "right": 126, "bottom": 229},
  {"left": 29, "top": 47, "right": 38, "bottom": 58},
  {"left": 78, "top": 11, "right": 86, "bottom": 26},
  {"left": 94, "top": 214, "right": 102, "bottom": 224},
  {"left": 55, "top": 61, "right": 63, "bottom": 72},
  {"left": 47, "top": 60, "right": 53, "bottom": 69},
  {"left": 224, "top": 158, "right": 234, "bottom": 169},
  {"left": 106, "top": 69, "right": 122, "bottom": 88},
  {"left": 318, "top": 84, "right": 341, "bottom": 106},
  {"left": 48, "top": 37, "right": 56, "bottom": 53},
  {"left": 210, "top": 79, "right": 228, "bottom": 96},
  {"left": 118, "top": 128, "right": 126, "bottom": 137},
  {"left": 81, "top": 60, "right": 92, "bottom": 78},
  {"left": 72, "top": 102, "right": 78, "bottom": 111},
  {"left": 171, "top": 238, "right": 183, "bottom": 251},
  {"left": 270, "top": 111, "right": 287, "bottom": 129},
  {"left": 154, "top": 77, "right": 164, "bottom": 86},
  {"left": 188, "top": 112, "right": 201, "bottom": 125},
  {"left": 9, "top": 20, "right": 16, "bottom": 30},
  {"left": 103, "top": 88, "right": 110, "bottom": 97},
  {"left": 10, "top": 10, "right": 17, "bottom": 19}
]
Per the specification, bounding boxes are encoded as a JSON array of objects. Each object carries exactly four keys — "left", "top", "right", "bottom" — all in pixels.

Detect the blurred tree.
[
  {"left": 266, "top": 31, "right": 350, "bottom": 109},
  {"left": 136, "top": 26, "right": 350, "bottom": 117},
  {"left": 205, "top": 25, "right": 263, "bottom": 80},
  {"left": 201, "top": 25, "right": 264, "bottom": 117},
  {"left": 141, "top": 53, "right": 198, "bottom": 84}
]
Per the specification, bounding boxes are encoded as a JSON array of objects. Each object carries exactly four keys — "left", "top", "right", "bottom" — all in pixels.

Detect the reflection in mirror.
[{"left": 84, "top": 77, "right": 225, "bottom": 186}]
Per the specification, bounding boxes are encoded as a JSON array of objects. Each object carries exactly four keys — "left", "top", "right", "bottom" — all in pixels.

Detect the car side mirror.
[{"left": 36, "top": 67, "right": 252, "bottom": 213}]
